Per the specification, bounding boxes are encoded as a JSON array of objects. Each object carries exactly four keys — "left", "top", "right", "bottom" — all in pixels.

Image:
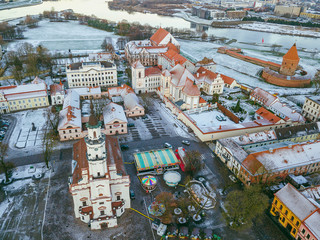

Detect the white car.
[
  {"left": 229, "top": 175, "right": 237, "bottom": 183},
  {"left": 164, "top": 143, "right": 172, "bottom": 148},
  {"left": 182, "top": 140, "right": 190, "bottom": 146}
]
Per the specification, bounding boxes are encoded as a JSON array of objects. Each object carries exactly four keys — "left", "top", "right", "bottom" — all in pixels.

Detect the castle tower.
[
  {"left": 85, "top": 101, "right": 107, "bottom": 179},
  {"left": 279, "top": 43, "right": 300, "bottom": 76}
]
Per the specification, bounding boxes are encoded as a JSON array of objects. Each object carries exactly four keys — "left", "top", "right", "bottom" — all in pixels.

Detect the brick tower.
[{"left": 279, "top": 43, "right": 300, "bottom": 76}]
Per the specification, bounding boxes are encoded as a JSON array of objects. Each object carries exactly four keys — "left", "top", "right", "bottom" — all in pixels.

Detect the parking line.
[{"left": 129, "top": 208, "right": 153, "bottom": 221}]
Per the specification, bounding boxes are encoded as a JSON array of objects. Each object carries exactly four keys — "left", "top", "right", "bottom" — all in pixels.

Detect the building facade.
[
  {"left": 302, "top": 96, "right": 320, "bottom": 122},
  {"left": 0, "top": 82, "right": 49, "bottom": 113},
  {"left": 103, "top": 102, "right": 128, "bottom": 136},
  {"left": 69, "top": 114, "right": 130, "bottom": 230},
  {"left": 67, "top": 61, "right": 117, "bottom": 89},
  {"left": 270, "top": 184, "right": 319, "bottom": 239},
  {"left": 125, "top": 28, "right": 180, "bottom": 66},
  {"left": 50, "top": 82, "right": 65, "bottom": 105}
]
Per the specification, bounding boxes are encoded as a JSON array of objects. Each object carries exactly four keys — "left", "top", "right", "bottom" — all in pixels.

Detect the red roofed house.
[
  {"left": 69, "top": 113, "right": 130, "bottom": 230},
  {"left": 255, "top": 107, "right": 284, "bottom": 124},
  {"left": 195, "top": 67, "right": 224, "bottom": 95},
  {"left": 125, "top": 28, "right": 180, "bottom": 66}
]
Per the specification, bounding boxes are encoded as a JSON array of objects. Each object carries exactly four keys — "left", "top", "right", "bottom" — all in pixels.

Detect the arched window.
[
  {"left": 93, "top": 131, "right": 97, "bottom": 138},
  {"left": 138, "top": 72, "right": 141, "bottom": 78}
]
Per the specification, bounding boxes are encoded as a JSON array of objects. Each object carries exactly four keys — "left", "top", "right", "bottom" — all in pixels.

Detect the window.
[
  {"left": 99, "top": 202, "right": 104, "bottom": 205},
  {"left": 307, "top": 234, "right": 310, "bottom": 239},
  {"left": 117, "top": 196, "right": 121, "bottom": 200},
  {"left": 302, "top": 229, "right": 305, "bottom": 234},
  {"left": 293, "top": 229, "right": 296, "bottom": 234},
  {"left": 281, "top": 217, "right": 285, "bottom": 223},
  {"left": 296, "top": 221, "right": 299, "bottom": 226},
  {"left": 82, "top": 201, "right": 87, "bottom": 206},
  {"left": 97, "top": 172, "right": 100, "bottom": 176},
  {"left": 290, "top": 216, "right": 294, "bottom": 221},
  {"left": 100, "top": 210, "right": 105, "bottom": 216},
  {"left": 280, "top": 205, "right": 283, "bottom": 210},
  {"left": 285, "top": 210, "right": 288, "bottom": 215},
  {"left": 275, "top": 200, "right": 278, "bottom": 205}
]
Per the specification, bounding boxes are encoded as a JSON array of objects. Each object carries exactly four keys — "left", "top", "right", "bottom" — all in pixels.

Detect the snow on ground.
[
  {"left": 9, "top": 108, "right": 48, "bottom": 150},
  {"left": 239, "top": 22, "right": 320, "bottom": 38},
  {"left": 179, "top": 39, "right": 318, "bottom": 96},
  {"left": 6, "top": 19, "right": 118, "bottom": 53}
]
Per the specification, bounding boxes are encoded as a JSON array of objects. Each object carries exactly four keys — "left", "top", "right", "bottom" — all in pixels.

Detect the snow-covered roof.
[
  {"left": 170, "top": 64, "right": 196, "bottom": 87},
  {"left": 123, "top": 93, "right": 143, "bottom": 111},
  {"left": 275, "top": 184, "right": 317, "bottom": 221},
  {"left": 32, "top": 76, "right": 46, "bottom": 85},
  {"left": 63, "top": 90, "right": 80, "bottom": 109},
  {"left": 0, "top": 83, "right": 48, "bottom": 101},
  {"left": 270, "top": 101, "right": 305, "bottom": 122},
  {"left": 72, "top": 86, "right": 101, "bottom": 96},
  {"left": 303, "top": 210, "right": 320, "bottom": 240},
  {"left": 107, "top": 84, "right": 134, "bottom": 98},
  {"left": 300, "top": 186, "right": 320, "bottom": 203},
  {"left": 126, "top": 40, "right": 168, "bottom": 55},
  {"left": 250, "top": 141, "right": 320, "bottom": 173},
  {"left": 218, "top": 138, "right": 248, "bottom": 163},
  {"left": 306, "top": 96, "right": 320, "bottom": 105},
  {"left": 58, "top": 106, "right": 82, "bottom": 130},
  {"left": 103, "top": 102, "right": 127, "bottom": 124},
  {"left": 232, "top": 130, "right": 277, "bottom": 146},
  {"left": 250, "top": 87, "right": 279, "bottom": 107}
]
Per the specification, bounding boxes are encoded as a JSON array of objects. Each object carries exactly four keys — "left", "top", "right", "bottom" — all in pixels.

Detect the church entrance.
[
  {"left": 100, "top": 222, "right": 108, "bottom": 229},
  {"left": 138, "top": 90, "right": 142, "bottom": 94}
]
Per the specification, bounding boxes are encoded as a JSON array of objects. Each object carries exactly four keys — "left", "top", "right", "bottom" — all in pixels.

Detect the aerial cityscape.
[{"left": 0, "top": 0, "right": 319, "bottom": 239}]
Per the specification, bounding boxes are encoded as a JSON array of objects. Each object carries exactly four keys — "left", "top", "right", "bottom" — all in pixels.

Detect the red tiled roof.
[
  {"left": 163, "top": 49, "right": 188, "bottom": 65},
  {"left": 150, "top": 27, "right": 169, "bottom": 45},
  {"left": 50, "top": 84, "right": 63, "bottom": 95},
  {"left": 73, "top": 138, "right": 89, "bottom": 184},
  {"left": 242, "top": 154, "right": 263, "bottom": 175},
  {"left": 167, "top": 42, "right": 179, "bottom": 53},
  {"left": 283, "top": 43, "right": 299, "bottom": 61},
  {"left": 182, "top": 78, "right": 200, "bottom": 96},
  {"left": 199, "top": 97, "right": 207, "bottom": 104},
  {"left": 256, "top": 107, "right": 282, "bottom": 124},
  {"left": 0, "top": 86, "right": 16, "bottom": 90},
  {"left": 196, "top": 67, "right": 218, "bottom": 79},
  {"left": 145, "top": 66, "right": 162, "bottom": 77},
  {"left": 220, "top": 73, "right": 235, "bottom": 85}
]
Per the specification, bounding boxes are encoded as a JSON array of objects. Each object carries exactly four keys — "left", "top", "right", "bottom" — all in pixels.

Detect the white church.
[{"left": 69, "top": 104, "right": 131, "bottom": 230}]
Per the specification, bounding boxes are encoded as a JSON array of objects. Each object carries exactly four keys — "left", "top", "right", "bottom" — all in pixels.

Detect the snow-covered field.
[
  {"left": 239, "top": 22, "right": 320, "bottom": 38},
  {"left": 7, "top": 19, "right": 119, "bottom": 53}
]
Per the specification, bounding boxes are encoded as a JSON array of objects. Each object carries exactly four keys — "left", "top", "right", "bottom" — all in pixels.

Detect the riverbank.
[{"left": 0, "top": 0, "right": 42, "bottom": 11}]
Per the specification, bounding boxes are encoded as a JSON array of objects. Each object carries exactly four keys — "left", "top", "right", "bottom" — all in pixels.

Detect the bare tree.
[
  {"left": 184, "top": 150, "right": 204, "bottom": 177},
  {"left": 0, "top": 142, "right": 14, "bottom": 183}
]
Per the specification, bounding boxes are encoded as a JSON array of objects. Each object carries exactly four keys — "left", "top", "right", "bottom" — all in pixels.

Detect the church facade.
[{"left": 69, "top": 110, "right": 130, "bottom": 230}]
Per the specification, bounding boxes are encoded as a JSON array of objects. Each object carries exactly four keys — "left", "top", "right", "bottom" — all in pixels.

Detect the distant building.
[
  {"left": 69, "top": 113, "right": 130, "bottom": 230},
  {"left": 302, "top": 96, "right": 320, "bottom": 122},
  {"left": 0, "top": 81, "right": 49, "bottom": 114},
  {"left": 274, "top": 5, "right": 302, "bottom": 18},
  {"left": 270, "top": 184, "right": 320, "bottom": 239},
  {"left": 215, "top": 123, "right": 320, "bottom": 185},
  {"left": 88, "top": 53, "right": 114, "bottom": 63},
  {"left": 250, "top": 87, "right": 305, "bottom": 123},
  {"left": 125, "top": 28, "right": 180, "bottom": 66},
  {"left": 66, "top": 61, "right": 117, "bottom": 89},
  {"left": 226, "top": 10, "right": 247, "bottom": 19}
]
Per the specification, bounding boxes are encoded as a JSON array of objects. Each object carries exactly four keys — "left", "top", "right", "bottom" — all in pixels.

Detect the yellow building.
[
  {"left": 0, "top": 82, "right": 49, "bottom": 113},
  {"left": 300, "top": 12, "right": 320, "bottom": 20},
  {"left": 270, "top": 183, "right": 318, "bottom": 238}
]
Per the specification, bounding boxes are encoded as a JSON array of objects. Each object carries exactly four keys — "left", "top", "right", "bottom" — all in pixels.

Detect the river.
[{"left": 0, "top": 0, "right": 319, "bottom": 49}]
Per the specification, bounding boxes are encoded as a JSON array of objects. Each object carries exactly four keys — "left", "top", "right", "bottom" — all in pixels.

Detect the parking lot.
[{"left": 0, "top": 118, "right": 11, "bottom": 142}]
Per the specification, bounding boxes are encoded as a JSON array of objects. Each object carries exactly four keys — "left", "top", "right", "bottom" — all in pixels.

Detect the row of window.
[
  {"left": 10, "top": 103, "right": 45, "bottom": 110},
  {"left": 9, "top": 97, "right": 47, "bottom": 105},
  {"left": 70, "top": 71, "right": 115, "bottom": 77}
]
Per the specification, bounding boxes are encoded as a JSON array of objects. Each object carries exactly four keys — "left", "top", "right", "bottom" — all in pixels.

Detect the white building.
[
  {"left": 131, "top": 61, "right": 162, "bottom": 94},
  {"left": 302, "top": 96, "right": 320, "bottom": 122},
  {"left": 50, "top": 82, "right": 65, "bottom": 105},
  {"left": 69, "top": 113, "right": 130, "bottom": 230},
  {"left": 67, "top": 61, "right": 117, "bottom": 89},
  {"left": 103, "top": 102, "right": 128, "bottom": 135}
]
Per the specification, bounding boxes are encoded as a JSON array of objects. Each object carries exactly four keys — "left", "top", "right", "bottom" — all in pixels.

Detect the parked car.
[
  {"left": 164, "top": 143, "right": 172, "bottom": 149},
  {"left": 182, "top": 140, "right": 190, "bottom": 146},
  {"left": 128, "top": 123, "right": 135, "bottom": 127},
  {"left": 130, "top": 189, "right": 135, "bottom": 199},
  {"left": 120, "top": 144, "right": 129, "bottom": 151},
  {"left": 229, "top": 174, "right": 237, "bottom": 183}
]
